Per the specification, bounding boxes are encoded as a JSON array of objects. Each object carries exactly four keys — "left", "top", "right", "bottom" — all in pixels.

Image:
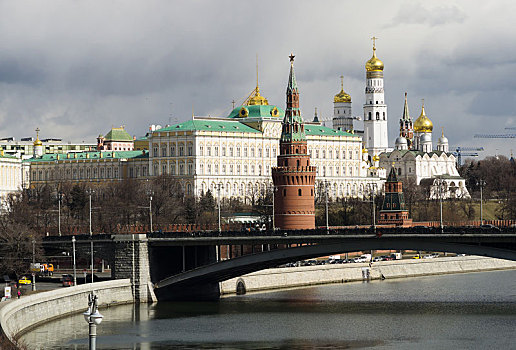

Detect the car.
[
  {"left": 372, "top": 257, "right": 382, "bottom": 262},
  {"left": 412, "top": 256, "right": 421, "bottom": 259},
  {"left": 62, "top": 275, "right": 73, "bottom": 287},
  {"left": 423, "top": 255, "right": 434, "bottom": 259},
  {"left": 480, "top": 224, "right": 501, "bottom": 231},
  {"left": 18, "top": 276, "right": 31, "bottom": 285},
  {"left": 353, "top": 257, "right": 367, "bottom": 263}
]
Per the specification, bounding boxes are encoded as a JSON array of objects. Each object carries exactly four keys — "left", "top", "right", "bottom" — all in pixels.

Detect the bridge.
[{"left": 41, "top": 226, "right": 516, "bottom": 301}]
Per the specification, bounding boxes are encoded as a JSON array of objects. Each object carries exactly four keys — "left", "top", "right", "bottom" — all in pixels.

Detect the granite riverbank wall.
[
  {"left": 0, "top": 279, "right": 133, "bottom": 342},
  {"left": 220, "top": 256, "right": 516, "bottom": 295}
]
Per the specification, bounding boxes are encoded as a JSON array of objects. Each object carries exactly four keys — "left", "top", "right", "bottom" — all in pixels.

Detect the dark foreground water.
[{"left": 22, "top": 269, "right": 516, "bottom": 349}]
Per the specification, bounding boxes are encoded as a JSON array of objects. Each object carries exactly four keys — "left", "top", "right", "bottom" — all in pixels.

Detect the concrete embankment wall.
[
  {"left": 220, "top": 256, "right": 516, "bottom": 295},
  {"left": 0, "top": 279, "right": 132, "bottom": 341}
]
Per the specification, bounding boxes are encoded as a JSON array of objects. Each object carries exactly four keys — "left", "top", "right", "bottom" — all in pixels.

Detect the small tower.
[
  {"left": 33, "top": 128, "right": 43, "bottom": 157},
  {"left": 313, "top": 107, "right": 320, "bottom": 123},
  {"left": 272, "top": 54, "right": 316, "bottom": 230},
  {"left": 332, "top": 75, "right": 353, "bottom": 131},
  {"left": 399, "top": 92, "right": 414, "bottom": 148},
  {"left": 378, "top": 166, "right": 412, "bottom": 226},
  {"left": 363, "top": 37, "right": 389, "bottom": 160}
]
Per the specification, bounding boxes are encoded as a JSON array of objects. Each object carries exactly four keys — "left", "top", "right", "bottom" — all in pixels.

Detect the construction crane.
[
  {"left": 505, "top": 127, "right": 516, "bottom": 130},
  {"left": 453, "top": 146, "right": 484, "bottom": 166},
  {"left": 474, "top": 133, "right": 516, "bottom": 138}
]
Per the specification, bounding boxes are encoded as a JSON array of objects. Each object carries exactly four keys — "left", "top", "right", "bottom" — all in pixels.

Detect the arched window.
[
  {"left": 368, "top": 112, "right": 372, "bottom": 120},
  {"left": 298, "top": 189, "right": 302, "bottom": 196},
  {"left": 376, "top": 112, "right": 380, "bottom": 120}
]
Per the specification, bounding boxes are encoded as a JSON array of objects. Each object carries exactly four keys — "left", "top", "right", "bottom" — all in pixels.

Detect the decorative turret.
[
  {"left": 271, "top": 54, "right": 316, "bottom": 230},
  {"left": 378, "top": 166, "right": 412, "bottom": 227}
]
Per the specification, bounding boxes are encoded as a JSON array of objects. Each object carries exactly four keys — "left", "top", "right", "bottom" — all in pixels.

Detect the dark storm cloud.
[{"left": 0, "top": 0, "right": 513, "bottom": 158}]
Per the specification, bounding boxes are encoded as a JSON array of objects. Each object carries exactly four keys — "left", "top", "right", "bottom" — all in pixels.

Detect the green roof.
[
  {"left": 103, "top": 128, "right": 133, "bottom": 142},
  {"left": 25, "top": 150, "right": 148, "bottom": 162},
  {"left": 304, "top": 124, "right": 358, "bottom": 137},
  {"left": 227, "top": 104, "right": 285, "bottom": 119},
  {"left": 158, "top": 119, "right": 261, "bottom": 133}
]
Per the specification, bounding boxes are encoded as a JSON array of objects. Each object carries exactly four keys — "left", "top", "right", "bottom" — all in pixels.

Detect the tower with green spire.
[
  {"left": 272, "top": 54, "right": 316, "bottom": 230},
  {"left": 399, "top": 92, "right": 414, "bottom": 149}
]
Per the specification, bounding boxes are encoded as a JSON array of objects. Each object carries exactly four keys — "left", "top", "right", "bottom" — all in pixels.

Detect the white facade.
[
  {"left": 0, "top": 155, "right": 24, "bottom": 205},
  {"left": 379, "top": 149, "right": 470, "bottom": 199},
  {"left": 148, "top": 112, "right": 383, "bottom": 201}
]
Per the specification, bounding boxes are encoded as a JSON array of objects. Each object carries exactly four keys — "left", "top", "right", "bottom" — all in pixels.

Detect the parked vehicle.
[
  {"left": 372, "top": 257, "right": 382, "bottom": 262},
  {"left": 353, "top": 257, "right": 367, "bottom": 263},
  {"left": 18, "top": 276, "right": 31, "bottom": 285},
  {"left": 62, "top": 274, "right": 73, "bottom": 287}
]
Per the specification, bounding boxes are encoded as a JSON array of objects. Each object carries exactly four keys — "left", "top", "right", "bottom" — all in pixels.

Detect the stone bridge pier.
[{"left": 112, "top": 234, "right": 156, "bottom": 303}]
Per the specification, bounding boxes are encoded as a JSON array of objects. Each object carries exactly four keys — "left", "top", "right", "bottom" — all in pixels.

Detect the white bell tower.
[{"left": 363, "top": 37, "right": 389, "bottom": 160}]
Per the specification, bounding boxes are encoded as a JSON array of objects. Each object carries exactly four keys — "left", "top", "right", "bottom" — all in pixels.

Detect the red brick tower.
[{"left": 272, "top": 55, "right": 316, "bottom": 230}]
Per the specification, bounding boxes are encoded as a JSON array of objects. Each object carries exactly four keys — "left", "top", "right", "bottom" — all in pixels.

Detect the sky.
[{"left": 0, "top": 0, "right": 515, "bottom": 159}]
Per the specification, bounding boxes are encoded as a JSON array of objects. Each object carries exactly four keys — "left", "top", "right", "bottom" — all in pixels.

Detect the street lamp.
[
  {"left": 367, "top": 183, "right": 377, "bottom": 231},
  {"left": 86, "top": 188, "right": 94, "bottom": 283},
  {"left": 217, "top": 183, "right": 223, "bottom": 234},
  {"left": 147, "top": 189, "right": 154, "bottom": 233},
  {"left": 477, "top": 179, "right": 486, "bottom": 223},
  {"left": 31, "top": 239, "right": 36, "bottom": 291},
  {"left": 324, "top": 180, "right": 329, "bottom": 233},
  {"left": 436, "top": 178, "right": 446, "bottom": 232},
  {"left": 83, "top": 292, "right": 103, "bottom": 350},
  {"left": 57, "top": 192, "right": 62, "bottom": 236},
  {"left": 72, "top": 236, "right": 77, "bottom": 286}
]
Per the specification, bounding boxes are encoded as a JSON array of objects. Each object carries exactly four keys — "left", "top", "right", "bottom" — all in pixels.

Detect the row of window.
[
  {"left": 152, "top": 144, "right": 361, "bottom": 161},
  {"left": 32, "top": 166, "right": 123, "bottom": 181}
]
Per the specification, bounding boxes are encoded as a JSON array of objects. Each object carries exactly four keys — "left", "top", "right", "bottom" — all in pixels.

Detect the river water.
[{"left": 22, "top": 269, "right": 516, "bottom": 349}]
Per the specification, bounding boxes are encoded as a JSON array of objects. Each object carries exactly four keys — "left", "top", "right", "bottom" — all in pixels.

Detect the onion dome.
[
  {"left": 34, "top": 128, "right": 43, "bottom": 146},
  {"left": 395, "top": 136, "right": 408, "bottom": 147},
  {"left": 247, "top": 86, "right": 269, "bottom": 106},
  {"left": 420, "top": 132, "right": 432, "bottom": 143},
  {"left": 438, "top": 129, "right": 448, "bottom": 145},
  {"left": 414, "top": 102, "right": 433, "bottom": 133},
  {"left": 334, "top": 75, "right": 351, "bottom": 103},
  {"left": 365, "top": 46, "right": 384, "bottom": 72}
]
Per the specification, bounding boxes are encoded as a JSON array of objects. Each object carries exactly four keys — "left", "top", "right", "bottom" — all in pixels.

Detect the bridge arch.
[{"left": 155, "top": 238, "right": 516, "bottom": 289}]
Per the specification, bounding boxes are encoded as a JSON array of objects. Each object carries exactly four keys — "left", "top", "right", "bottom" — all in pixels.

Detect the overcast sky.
[{"left": 0, "top": 0, "right": 515, "bottom": 158}]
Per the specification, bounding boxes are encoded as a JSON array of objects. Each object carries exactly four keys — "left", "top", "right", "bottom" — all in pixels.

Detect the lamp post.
[
  {"left": 436, "top": 178, "right": 446, "bottom": 233},
  {"left": 57, "top": 192, "right": 62, "bottom": 236},
  {"left": 86, "top": 188, "right": 94, "bottom": 283},
  {"left": 477, "top": 179, "right": 486, "bottom": 223},
  {"left": 83, "top": 292, "right": 103, "bottom": 350},
  {"left": 72, "top": 236, "right": 77, "bottom": 286},
  {"left": 147, "top": 189, "right": 154, "bottom": 233},
  {"left": 369, "top": 184, "right": 376, "bottom": 231},
  {"left": 324, "top": 180, "right": 329, "bottom": 233},
  {"left": 217, "top": 183, "right": 223, "bottom": 234},
  {"left": 31, "top": 239, "right": 36, "bottom": 291}
]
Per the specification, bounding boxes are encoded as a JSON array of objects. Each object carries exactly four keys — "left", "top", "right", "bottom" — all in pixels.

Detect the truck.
[{"left": 30, "top": 263, "right": 54, "bottom": 276}]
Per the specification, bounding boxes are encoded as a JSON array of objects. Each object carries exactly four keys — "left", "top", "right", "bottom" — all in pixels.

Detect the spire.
[
  {"left": 287, "top": 53, "right": 298, "bottom": 93},
  {"left": 313, "top": 107, "right": 319, "bottom": 123},
  {"left": 247, "top": 54, "right": 269, "bottom": 106},
  {"left": 281, "top": 53, "right": 305, "bottom": 142},
  {"left": 402, "top": 92, "right": 410, "bottom": 121}
]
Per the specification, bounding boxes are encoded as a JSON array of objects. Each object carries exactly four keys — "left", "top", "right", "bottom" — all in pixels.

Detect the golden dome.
[
  {"left": 413, "top": 103, "right": 433, "bottom": 133},
  {"left": 365, "top": 47, "right": 384, "bottom": 72},
  {"left": 247, "top": 87, "right": 269, "bottom": 106},
  {"left": 334, "top": 75, "right": 351, "bottom": 103},
  {"left": 334, "top": 89, "right": 351, "bottom": 103},
  {"left": 34, "top": 128, "right": 43, "bottom": 146}
]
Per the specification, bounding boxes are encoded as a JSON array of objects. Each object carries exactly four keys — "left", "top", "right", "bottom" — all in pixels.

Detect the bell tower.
[
  {"left": 363, "top": 37, "right": 389, "bottom": 160},
  {"left": 271, "top": 54, "right": 316, "bottom": 230}
]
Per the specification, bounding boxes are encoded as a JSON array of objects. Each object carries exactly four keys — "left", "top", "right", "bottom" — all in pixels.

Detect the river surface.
[{"left": 22, "top": 269, "right": 516, "bottom": 349}]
